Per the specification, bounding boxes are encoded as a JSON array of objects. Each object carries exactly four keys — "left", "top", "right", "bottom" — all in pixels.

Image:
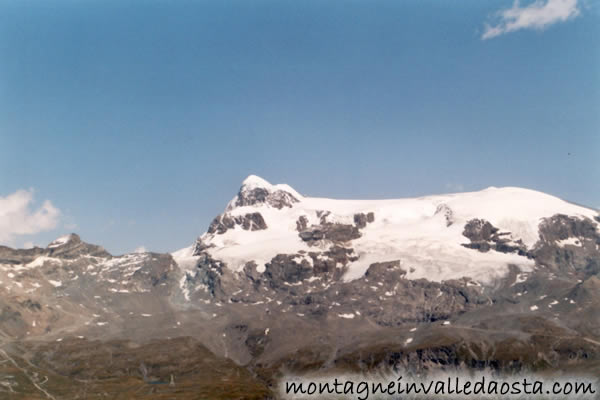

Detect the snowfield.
[{"left": 174, "top": 176, "right": 598, "bottom": 285}]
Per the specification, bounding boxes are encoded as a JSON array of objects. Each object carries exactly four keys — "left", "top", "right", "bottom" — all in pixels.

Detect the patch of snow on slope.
[
  {"left": 179, "top": 273, "right": 191, "bottom": 301},
  {"left": 100, "top": 253, "right": 147, "bottom": 276},
  {"left": 556, "top": 237, "right": 581, "bottom": 247},
  {"left": 14, "top": 256, "right": 62, "bottom": 271},
  {"left": 171, "top": 245, "right": 199, "bottom": 271}
]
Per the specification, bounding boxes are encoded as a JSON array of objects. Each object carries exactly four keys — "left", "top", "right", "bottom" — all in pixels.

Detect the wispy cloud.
[
  {"left": 482, "top": 0, "right": 581, "bottom": 40},
  {"left": 0, "top": 189, "right": 61, "bottom": 245},
  {"left": 134, "top": 246, "right": 147, "bottom": 253},
  {"left": 445, "top": 183, "right": 465, "bottom": 192}
]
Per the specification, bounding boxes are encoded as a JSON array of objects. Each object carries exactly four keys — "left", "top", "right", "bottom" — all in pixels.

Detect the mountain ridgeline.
[{"left": 1, "top": 176, "right": 599, "bottom": 398}]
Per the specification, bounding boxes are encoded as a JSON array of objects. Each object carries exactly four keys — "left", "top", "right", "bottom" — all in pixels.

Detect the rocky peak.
[
  {"left": 226, "top": 175, "right": 301, "bottom": 210},
  {"left": 0, "top": 234, "right": 110, "bottom": 264},
  {"left": 239, "top": 174, "right": 272, "bottom": 190},
  {"left": 45, "top": 234, "right": 111, "bottom": 259},
  {"left": 47, "top": 233, "right": 80, "bottom": 249}
]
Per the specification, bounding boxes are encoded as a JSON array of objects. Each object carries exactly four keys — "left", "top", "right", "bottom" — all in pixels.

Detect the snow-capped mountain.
[
  {"left": 164, "top": 175, "right": 600, "bottom": 344},
  {"left": 1, "top": 176, "right": 599, "bottom": 397},
  {"left": 175, "top": 175, "right": 598, "bottom": 286}
]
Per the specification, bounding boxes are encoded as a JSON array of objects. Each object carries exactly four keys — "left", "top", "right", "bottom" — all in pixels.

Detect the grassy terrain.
[{"left": 1, "top": 337, "right": 272, "bottom": 400}]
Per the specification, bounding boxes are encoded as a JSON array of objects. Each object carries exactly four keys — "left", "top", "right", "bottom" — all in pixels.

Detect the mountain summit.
[{"left": 226, "top": 175, "right": 302, "bottom": 211}]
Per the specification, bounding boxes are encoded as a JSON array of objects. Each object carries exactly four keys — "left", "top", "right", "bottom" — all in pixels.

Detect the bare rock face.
[
  {"left": 48, "top": 235, "right": 112, "bottom": 259},
  {"left": 207, "top": 212, "right": 267, "bottom": 234},
  {"left": 364, "top": 260, "right": 406, "bottom": 277},
  {"left": 295, "top": 215, "right": 308, "bottom": 232},
  {"left": 192, "top": 252, "right": 227, "bottom": 297},
  {"left": 533, "top": 214, "right": 600, "bottom": 278},
  {"left": 192, "top": 237, "right": 213, "bottom": 254},
  {"left": 461, "top": 219, "right": 530, "bottom": 257},
  {"left": 353, "top": 212, "right": 375, "bottom": 228},
  {"left": 299, "top": 223, "right": 361, "bottom": 244},
  {"left": 537, "top": 214, "right": 599, "bottom": 242},
  {"left": 316, "top": 210, "right": 331, "bottom": 224},
  {"left": 435, "top": 204, "right": 454, "bottom": 226},
  {"left": 230, "top": 186, "right": 299, "bottom": 210},
  {"left": 263, "top": 254, "right": 314, "bottom": 288},
  {"left": 0, "top": 245, "right": 45, "bottom": 265},
  {"left": 462, "top": 219, "right": 499, "bottom": 242},
  {"left": 298, "top": 212, "right": 370, "bottom": 245},
  {"left": 309, "top": 246, "right": 358, "bottom": 275}
]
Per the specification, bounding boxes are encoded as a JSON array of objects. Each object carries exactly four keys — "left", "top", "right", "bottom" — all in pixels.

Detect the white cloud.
[
  {"left": 445, "top": 183, "right": 465, "bottom": 192},
  {"left": 134, "top": 246, "right": 147, "bottom": 253},
  {"left": 482, "top": 0, "right": 581, "bottom": 40},
  {"left": 0, "top": 189, "right": 61, "bottom": 245}
]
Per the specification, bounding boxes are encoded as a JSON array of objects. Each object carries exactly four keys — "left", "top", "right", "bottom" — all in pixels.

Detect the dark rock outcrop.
[
  {"left": 263, "top": 254, "right": 313, "bottom": 288},
  {"left": 462, "top": 219, "right": 499, "bottom": 242},
  {"left": 461, "top": 219, "right": 530, "bottom": 257},
  {"left": 231, "top": 187, "right": 299, "bottom": 210},
  {"left": 354, "top": 212, "right": 375, "bottom": 228},
  {"left": 532, "top": 214, "right": 600, "bottom": 278},
  {"left": 207, "top": 212, "right": 267, "bottom": 234},
  {"left": 537, "top": 214, "right": 599, "bottom": 243},
  {"left": 435, "top": 204, "right": 454, "bottom": 227},
  {"left": 295, "top": 215, "right": 308, "bottom": 232},
  {"left": 193, "top": 252, "right": 227, "bottom": 297},
  {"left": 299, "top": 223, "right": 361, "bottom": 245}
]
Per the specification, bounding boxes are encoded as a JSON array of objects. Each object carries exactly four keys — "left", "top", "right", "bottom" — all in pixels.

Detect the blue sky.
[{"left": 1, "top": 0, "right": 598, "bottom": 254}]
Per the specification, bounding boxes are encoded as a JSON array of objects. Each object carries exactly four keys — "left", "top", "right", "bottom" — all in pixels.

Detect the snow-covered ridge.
[
  {"left": 225, "top": 174, "right": 303, "bottom": 211},
  {"left": 178, "top": 176, "right": 598, "bottom": 285},
  {"left": 236, "top": 174, "right": 303, "bottom": 200}
]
